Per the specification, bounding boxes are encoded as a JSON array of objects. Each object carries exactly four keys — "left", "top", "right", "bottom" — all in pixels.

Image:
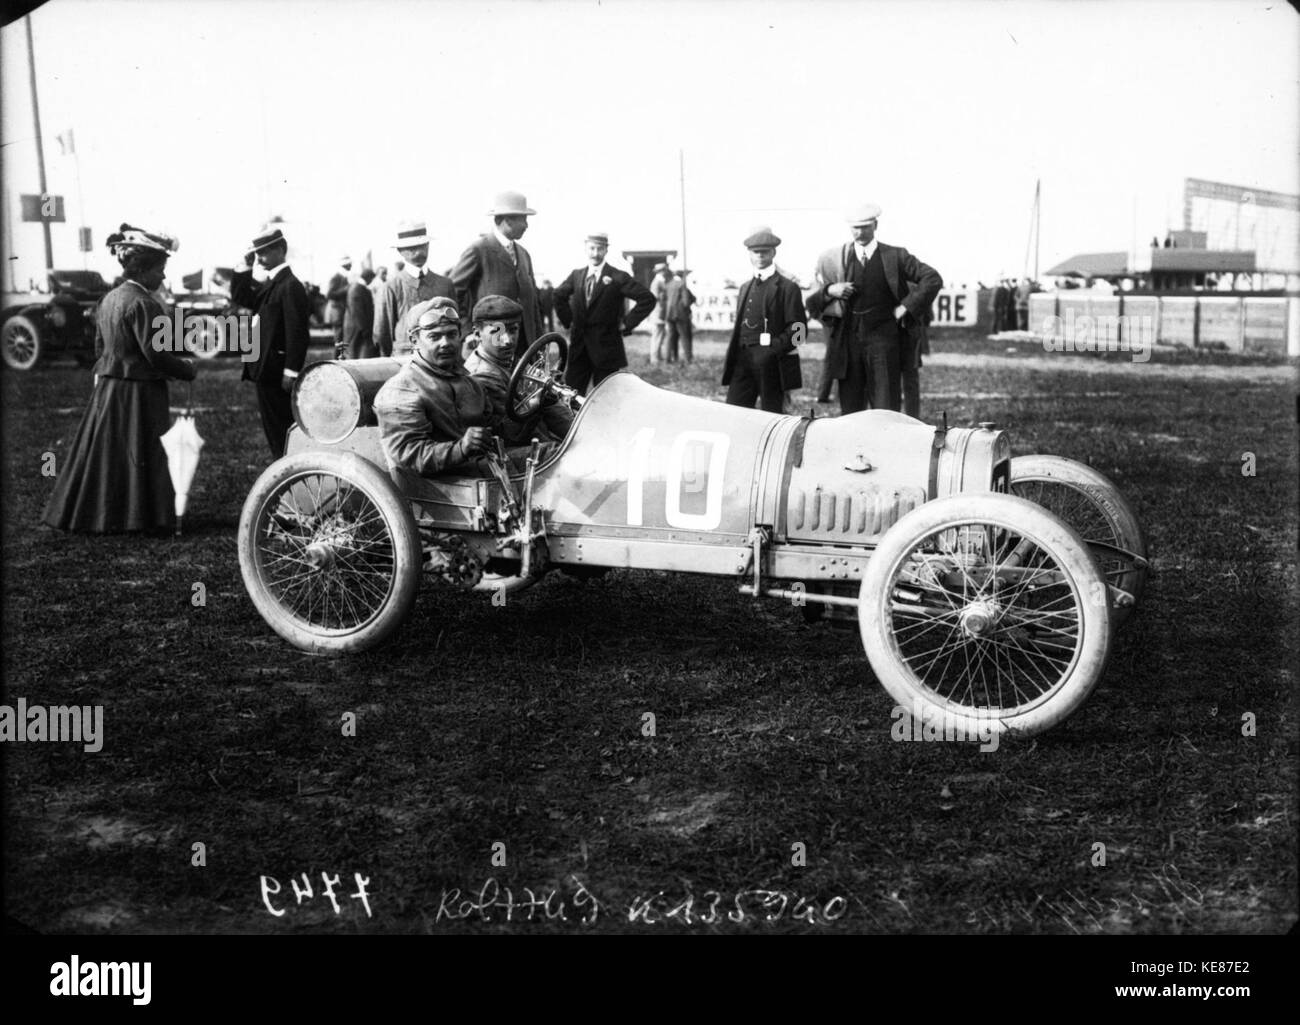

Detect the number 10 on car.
[{"left": 625, "top": 428, "right": 730, "bottom": 531}]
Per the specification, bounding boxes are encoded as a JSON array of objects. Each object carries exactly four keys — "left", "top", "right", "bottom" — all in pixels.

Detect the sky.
[{"left": 3, "top": 0, "right": 1298, "bottom": 291}]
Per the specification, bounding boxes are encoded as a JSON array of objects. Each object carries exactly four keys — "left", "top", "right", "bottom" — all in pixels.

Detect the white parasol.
[{"left": 160, "top": 381, "right": 205, "bottom": 535}]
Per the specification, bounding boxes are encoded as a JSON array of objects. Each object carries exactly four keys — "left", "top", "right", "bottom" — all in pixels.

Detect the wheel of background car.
[
  {"left": 506, "top": 332, "right": 569, "bottom": 422},
  {"left": 1010, "top": 454, "right": 1146, "bottom": 628},
  {"left": 2, "top": 314, "right": 42, "bottom": 371},
  {"left": 186, "top": 314, "right": 227, "bottom": 360},
  {"left": 858, "top": 492, "right": 1111, "bottom": 739},
  {"left": 238, "top": 450, "right": 422, "bottom": 654}
]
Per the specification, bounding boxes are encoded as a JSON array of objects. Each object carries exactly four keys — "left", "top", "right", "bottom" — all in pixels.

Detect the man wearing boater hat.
[
  {"left": 554, "top": 231, "right": 656, "bottom": 394},
  {"left": 721, "top": 227, "right": 807, "bottom": 414},
  {"left": 231, "top": 225, "right": 312, "bottom": 457},
  {"left": 809, "top": 203, "right": 942, "bottom": 416},
  {"left": 451, "top": 191, "right": 543, "bottom": 352},
  {"left": 374, "top": 220, "right": 455, "bottom": 358}
]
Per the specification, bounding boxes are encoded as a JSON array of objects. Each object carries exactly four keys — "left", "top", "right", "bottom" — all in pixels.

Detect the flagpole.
[
  {"left": 25, "top": 15, "right": 54, "bottom": 277},
  {"left": 679, "top": 148, "right": 688, "bottom": 273}
]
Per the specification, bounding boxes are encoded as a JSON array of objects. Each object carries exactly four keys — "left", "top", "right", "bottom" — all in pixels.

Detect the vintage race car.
[{"left": 238, "top": 335, "right": 1148, "bottom": 738}]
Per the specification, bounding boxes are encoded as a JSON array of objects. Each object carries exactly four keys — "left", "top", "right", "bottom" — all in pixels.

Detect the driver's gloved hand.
[{"left": 459, "top": 426, "right": 492, "bottom": 458}]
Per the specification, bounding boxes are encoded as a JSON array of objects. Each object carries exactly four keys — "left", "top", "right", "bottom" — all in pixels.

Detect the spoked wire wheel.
[
  {"left": 238, "top": 451, "right": 421, "bottom": 653},
  {"left": 1010, "top": 454, "right": 1146, "bottom": 627},
  {"left": 859, "top": 493, "right": 1111, "bottom": 738}
]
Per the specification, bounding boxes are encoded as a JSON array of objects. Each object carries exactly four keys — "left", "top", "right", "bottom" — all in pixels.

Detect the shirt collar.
[
  {"left": 754, "top": 264, "right": 777, "bottom": 282},
  {"left": 493, "top": 227, "right": 515, "bottom": 252},
  {"left": 268, "top": 262, "right": 291, "bottom": 279},
  {"left": 404, "top": 263, "right": 425, "bottom": 280},
  {"left": 586, "top": 261, "right": 606, "bottom": 279},
  {"left": 854, "top": 238, "right": 879, "bottom": 262}
]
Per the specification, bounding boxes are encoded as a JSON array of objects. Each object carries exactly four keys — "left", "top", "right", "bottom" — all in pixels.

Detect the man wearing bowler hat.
[
  {"left": 809, "top": 203, "right": 942, "bottom": 416},
  {"left": 553, "top": 231, "right": 656, "bottom": 394},
  {"left": 374, "top": 220, "right": 455, "bottom": 358},
  {"left": 231, "top": 225, "right": 312, "bottom": 457},
  {"left": 721, "top": 228, "right": 807, "bottom": 414},
  {"left": 451, "top": 191, "right": 543, "bottom": 353}
]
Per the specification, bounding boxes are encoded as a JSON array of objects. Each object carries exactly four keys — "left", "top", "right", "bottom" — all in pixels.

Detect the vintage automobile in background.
[
  {"left": 238, "top": 335, "right": 1148, "bottom": 739},
  {"left": 1, "top": 268, "right": 111, "bottom": 370}
]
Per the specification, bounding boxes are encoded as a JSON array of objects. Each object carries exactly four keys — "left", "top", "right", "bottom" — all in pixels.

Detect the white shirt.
[
  {"left": 268, "top": 261, "right": 291, "bottom": 279},
  {"left": 586, "top": 261, "right": 606, "bottom": 282},
  {"left": 493, "top": 227, "right": 516, "bottom": 257},
  {"left": 753, "top": 264, "right": 777, "bottom": 282},
  {"left": 403, "top": 263, "right": 427, "bottom": 281},
  {"left": 854, "top": 238, "right": 879, "bottom": 264}
]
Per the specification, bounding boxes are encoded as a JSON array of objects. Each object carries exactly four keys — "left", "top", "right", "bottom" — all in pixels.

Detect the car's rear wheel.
[
  {"left": 239, "top": 450, "right": 422, "bottom": 654},
  {"left": 859, "top": 493, "right": 1111, "bottom": 738},
  {"left": 2, "top": 314, "right": 42, "bottom": 371},
  {"left": 1010, "top": 455, "right": 1146, "bottom": 627}
]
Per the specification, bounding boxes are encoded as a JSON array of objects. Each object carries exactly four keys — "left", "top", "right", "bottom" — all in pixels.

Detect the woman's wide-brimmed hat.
[{"left": 106, "top": 223, "right": 178, "bottom": 256}]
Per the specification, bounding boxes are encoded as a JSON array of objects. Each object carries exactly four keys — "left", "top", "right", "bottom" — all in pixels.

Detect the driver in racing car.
[
  {"left": 373, "top": 301, "right": 498, "bottom": 476},
  {"left": 464, "top": 295, "right": 573, "bottom": 447}
]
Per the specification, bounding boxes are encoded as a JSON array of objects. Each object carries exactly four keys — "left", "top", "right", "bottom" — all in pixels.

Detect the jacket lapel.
[{"left": 881, "top": 244, "right": 902, "bottom": 301}]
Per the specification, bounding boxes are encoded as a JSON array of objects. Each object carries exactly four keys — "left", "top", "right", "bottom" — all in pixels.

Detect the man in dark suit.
[
  {"left": 230, "top": 226, "right": 313, "bottom": 457},
  {"left": 664, "top": 270, "right": 696, "bottom": 363},
  {"left": 722, "top": 228, "right": 807, "bottom": 413},
  {"left": 809, "top": 204, "right": 942, "bottom": 415},
  {"left": 343, "top": 268, "right": 376, "bottom": 360},
  {"left": 451, "top": 191, "right": 543, "bottom": 353},
  {"left": 374, "top": 221, "right": 455, "bottom": 357},
  {"left": 554, "top": 231, "right": 656, "bottom": 394}
]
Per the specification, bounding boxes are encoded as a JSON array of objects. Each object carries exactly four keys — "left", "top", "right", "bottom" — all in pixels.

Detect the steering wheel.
[{"left": 506, "top": 332, "right": 570, "bottom": 422}]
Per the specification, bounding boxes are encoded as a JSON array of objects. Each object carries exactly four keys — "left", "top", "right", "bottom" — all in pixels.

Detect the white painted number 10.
[{"left": 626, "top": 428, "right": 730, "bottom": 530}]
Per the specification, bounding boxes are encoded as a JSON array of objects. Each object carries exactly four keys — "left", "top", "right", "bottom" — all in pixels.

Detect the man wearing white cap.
[
  {"left": 648, "top": 262, "right": 673, "bottom": 363},
  {"left": 451, "top": 191, "right": 542, "bottom": 354},
  {"left": 809, "top": 203, "right": 941, "bottom": 416},
  {"left": 374, "top": 221, "right": 455, "bottom": 358}
]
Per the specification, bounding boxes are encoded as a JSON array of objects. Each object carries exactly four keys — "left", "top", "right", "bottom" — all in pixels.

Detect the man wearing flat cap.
[
  {"left": 465, "top": 295, "right": 573, "bottom": 447},
  {"left": 808, "top": 203, "right": 942, "bottom": 416},
  {"left": 231, "top": 225, "right": 313, "bottom": 457},
  {"left": 451, "top": 191, "right": 543, "bottom": 354},
  {"left": 554, "top": 231, "right": 656, "bottom": 394},
  {"left": 374, "top": 220, "right": 455, "bottom": 358},
  {"left": 722, "top": 228, "right": 807, "bottom": 414}
]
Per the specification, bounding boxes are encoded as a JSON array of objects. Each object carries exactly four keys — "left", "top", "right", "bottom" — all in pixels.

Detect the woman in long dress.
[{"left": 43, "top": 225, "right": 198, "bottom": 534}]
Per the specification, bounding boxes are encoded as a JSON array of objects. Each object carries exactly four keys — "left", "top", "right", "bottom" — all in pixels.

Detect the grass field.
[{"left": 3, "top": 328, "right": 1297, "bottom": 933}]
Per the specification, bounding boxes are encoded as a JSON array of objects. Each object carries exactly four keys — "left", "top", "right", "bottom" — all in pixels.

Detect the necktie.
[
  {"left": 585, "top": 274, "right": 594, "bottom": 301},
  {"left": 506, "top": 244, "right": 517, "bottom": 267}
]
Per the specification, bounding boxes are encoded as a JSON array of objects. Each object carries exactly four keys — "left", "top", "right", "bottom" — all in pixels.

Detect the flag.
[{"left": 55, "top": 129, "right": 75, "bottom": 156}]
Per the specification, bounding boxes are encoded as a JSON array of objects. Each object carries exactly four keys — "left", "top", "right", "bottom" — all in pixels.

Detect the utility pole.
[
  {"left": 25, "top": 15, "right": 55, "bottom": 278},
  {"left": 679, "top": 148, "right": 688, "bottom": 272}
]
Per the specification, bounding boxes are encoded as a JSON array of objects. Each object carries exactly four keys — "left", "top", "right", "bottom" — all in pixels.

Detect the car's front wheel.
[
  {"left": 858, "top": 493, "right": 1111, "bottom": 739},
  {"left": 2, "top": 314, "right": 42, "bottom": 371},
  {"left": 238, "top": 450, "right": 422, "bottom": 654}
]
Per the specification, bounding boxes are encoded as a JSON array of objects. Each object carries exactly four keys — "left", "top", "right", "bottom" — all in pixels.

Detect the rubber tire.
[
  {"left": 859, "top": 492, "right": 1111, "bottom": 738},
  {"left": 238, "top": 450, "right": 422, "bottom": 654},
  {"left": 1010, "top": 454, "right": 1146, "bottom": 627},
  {"left": 2, "top": 314, "right": 43, "bottom": 371}
]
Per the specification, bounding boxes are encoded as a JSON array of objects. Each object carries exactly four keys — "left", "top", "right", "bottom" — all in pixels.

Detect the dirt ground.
[{"left": 3, "top": 328, "right": 1296, "bottom": 933}]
